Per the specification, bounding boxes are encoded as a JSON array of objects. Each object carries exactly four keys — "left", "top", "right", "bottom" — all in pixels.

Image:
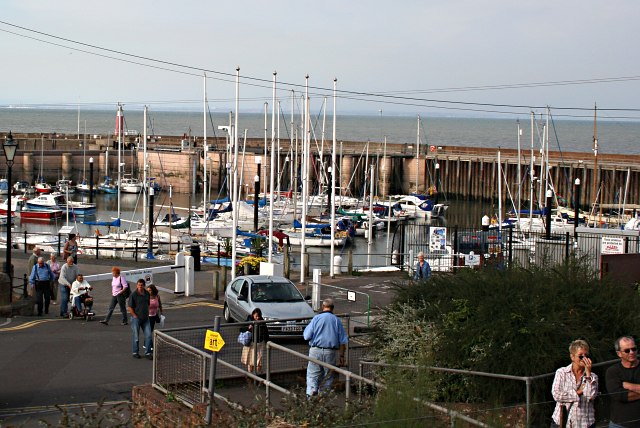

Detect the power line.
[{"left": 1, "top": 19, "right": 640, "bottom": 115}]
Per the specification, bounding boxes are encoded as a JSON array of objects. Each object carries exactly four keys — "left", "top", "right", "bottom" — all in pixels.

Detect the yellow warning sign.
[{"left": 204, "top": 330, "right": 225, "bottom": 352}]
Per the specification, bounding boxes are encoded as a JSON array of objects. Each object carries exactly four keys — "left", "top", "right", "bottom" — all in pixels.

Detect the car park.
[{"left": 223, "top": 275, "right": 315, "bottom": 337}]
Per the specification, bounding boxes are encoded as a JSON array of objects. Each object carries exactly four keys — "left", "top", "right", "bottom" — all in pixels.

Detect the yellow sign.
[{"left": 204, "top": 330, "right": 225, "bottom": 352}]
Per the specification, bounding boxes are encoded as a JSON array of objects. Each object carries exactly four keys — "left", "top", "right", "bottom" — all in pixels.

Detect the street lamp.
[{"left": 3, "top": 132, "right": 17, "bottom": 301}]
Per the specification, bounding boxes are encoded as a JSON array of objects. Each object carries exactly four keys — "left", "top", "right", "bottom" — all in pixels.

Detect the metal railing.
[{"left": 360, "top": 358, "right": 620, "bottom": 427}]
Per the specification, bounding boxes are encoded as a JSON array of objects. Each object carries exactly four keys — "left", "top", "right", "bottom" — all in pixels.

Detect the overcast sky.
[{"left": 2, "top": 1, "right": 639, "bottom": 120}]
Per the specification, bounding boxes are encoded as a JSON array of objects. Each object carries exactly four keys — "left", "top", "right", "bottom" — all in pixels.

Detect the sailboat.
[{"left": 34, "top": 136, "right": 53, "bottom": 194}]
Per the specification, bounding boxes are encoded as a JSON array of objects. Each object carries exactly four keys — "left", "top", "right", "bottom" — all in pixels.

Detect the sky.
[{"left": 2, "top": 1, "right": 640, "bottom": 120}]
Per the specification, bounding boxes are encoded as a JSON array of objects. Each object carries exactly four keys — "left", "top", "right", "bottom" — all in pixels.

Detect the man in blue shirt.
[
  {"left": 29, "top": 257, "right": 54, "bottom": 316},
  {"left": 303, "top": 297, "right": 348, "bottom": 396}
]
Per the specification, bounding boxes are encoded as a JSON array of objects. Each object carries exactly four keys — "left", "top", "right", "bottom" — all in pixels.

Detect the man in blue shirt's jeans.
[{"left": 303, "top": 297, "right": 348, "bottom": 396}]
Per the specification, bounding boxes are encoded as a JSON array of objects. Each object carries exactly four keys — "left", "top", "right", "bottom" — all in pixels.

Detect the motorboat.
[
  {"left": 26, "top": 192, "right": 96, "bottom": 216},
  {"left": 119, "top": 177, "right": 143, "bottom": 194},
  {"left": 0, "top": 196, "right": 63, "bottom": 220}
]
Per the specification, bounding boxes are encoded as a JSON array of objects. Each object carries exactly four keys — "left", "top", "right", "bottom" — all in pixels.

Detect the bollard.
[
  {"left": 348, "top": 248, "right": 353, "bottom": 275},
  {"left": 303, "top": 252, "right": 309, "bottom": 276},
  {"left": 312, "top": 269, "right": 321, "bottom": 311},
  {"left": 213, "top": 270, "right": 219, "bottom": 300},
  {"left": 391, "top": 250, "right": 399, "bottom": 265},
  {"left": 191, "top": 244, "right": 201, "bottom": 271},
  {"left": 333, "top": 255, "right": 342, "bottom": 275}
]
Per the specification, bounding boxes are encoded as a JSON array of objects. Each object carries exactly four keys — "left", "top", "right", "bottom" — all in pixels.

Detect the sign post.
[{"left": 204, "top": 317, "right": 224, "bottom": 424}]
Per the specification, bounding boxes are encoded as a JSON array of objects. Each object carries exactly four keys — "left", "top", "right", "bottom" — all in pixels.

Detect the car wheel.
[{"left": 223, "top": 303, "right": 234, "bottom": 323}]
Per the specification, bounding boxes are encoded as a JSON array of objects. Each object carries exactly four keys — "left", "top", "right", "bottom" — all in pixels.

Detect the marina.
[{"left": 2, "top": 108, "right": 640, "bottom": 271}]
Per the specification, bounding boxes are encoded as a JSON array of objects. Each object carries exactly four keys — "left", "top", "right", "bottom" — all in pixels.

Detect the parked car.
[{"left": 223, "top": 275, "right": 315, "bottom": 337}]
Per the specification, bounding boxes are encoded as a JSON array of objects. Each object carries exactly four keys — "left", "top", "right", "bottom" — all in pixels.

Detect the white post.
[
  {"left": 184, "top": 255, "right": 195, "bottom": 296},
  {"left": 174, "top": 252, "right": 185, "bottom": 293}
]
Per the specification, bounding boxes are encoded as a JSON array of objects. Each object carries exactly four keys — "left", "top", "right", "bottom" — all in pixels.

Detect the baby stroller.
[{"left": 69, "top": 287, "right": 95, "bottom": 321}]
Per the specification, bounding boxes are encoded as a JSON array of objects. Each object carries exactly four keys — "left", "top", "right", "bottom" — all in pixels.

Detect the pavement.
[{"left": 0, "top": 250, "right": 407, "bottom": 426}]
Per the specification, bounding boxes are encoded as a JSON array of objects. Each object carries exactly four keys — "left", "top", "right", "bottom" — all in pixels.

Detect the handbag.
[
  {"left": 159, "top": 314, "right": 166, "bottom": 328},
  {"left": 238, "top": 330, "right": 252, "bottom": 346},
  {"left": 120, "top": 277, "right": 131, "bottom": 298}
]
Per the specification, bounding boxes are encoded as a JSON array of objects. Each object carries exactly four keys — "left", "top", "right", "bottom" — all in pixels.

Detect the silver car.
[{"left": 223, "top": 275, "right": 315, "bottom": 337}]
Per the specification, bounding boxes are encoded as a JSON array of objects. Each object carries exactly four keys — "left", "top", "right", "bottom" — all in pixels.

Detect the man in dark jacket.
[{"left": 127, "top": 279, "right": 152, "bottom": 360}]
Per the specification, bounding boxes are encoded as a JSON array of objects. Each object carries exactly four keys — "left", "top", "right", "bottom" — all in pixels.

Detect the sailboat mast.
[
  {"left": 330, "top": 78, "right": 337, "bottom": 278},
  {"left": 268, "top": 71, "right": 277, "bottom": 262},
  {"left": 498, "top": 148, "right": 502, "bottom": 231},
  {"left": 143, "top": 105, "right": 148, "bottom": 227},
  {"left": 320, "top": 97, "right": 327, "bottom": 196},
  {"left": 529, "top": 111, "right": 534, "bottom": 231},
  {"left": 300, "top": 75, "right": 309, "bottom": 282},
  {"left": 116, "top": 103, "right": 123, "bottom": 219},
  {"left": 231, "top": 67, "right": 240, "bottom": 280},
  {"left": 415, "top": 115, "right": 420, "bottom": 193},
  {"left": 290, "top": 90, "right": 295, "bottom": 192},
  {"left": 203, "top": 73, "right": 208, "bottom": 215},
  {"left": 517, "top": 120, "right": 521, "bottom": 215},
  {"left": 592, "top": 103, "right": 598, "bottom": 213},
  {"left": 263, "top": 102, "right": 268, "bottom": 191}
]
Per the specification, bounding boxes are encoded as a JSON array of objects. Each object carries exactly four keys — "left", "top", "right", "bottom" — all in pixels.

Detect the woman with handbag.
[
  {"left": 99, "top": 267, "right": 129, "bottom": 326},
  {"left": 241, "top": 308, "right": 270, "bottom": 374},
  {"left": 551, "top": 339, "right": 598, "bottom": 428}
]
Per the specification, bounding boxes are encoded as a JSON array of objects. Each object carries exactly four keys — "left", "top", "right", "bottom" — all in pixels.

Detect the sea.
[
  {"left": 2, "top": 107, "right": 639, "bottom": 267},
  {"left": 2, "top": 107, "right": 640, "bottom": 154}
]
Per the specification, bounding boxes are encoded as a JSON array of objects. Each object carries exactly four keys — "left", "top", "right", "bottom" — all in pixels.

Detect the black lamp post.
[
  {"left": 147, "top": 187, "right": 155, "bottom": 260},
  {"left": 3, "top": 132, "right": 17, "bottom": 301},
  {"left": 89, "top": 157, "right": 94, "bottom": 203}
]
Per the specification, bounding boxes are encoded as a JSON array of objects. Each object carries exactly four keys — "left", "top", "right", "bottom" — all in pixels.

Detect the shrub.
[{"left": 370, "top": 257, "right": 640, "bottom": 421}]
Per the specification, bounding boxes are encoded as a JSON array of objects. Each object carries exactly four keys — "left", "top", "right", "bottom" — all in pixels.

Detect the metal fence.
[
  {"left": 359, "top": 358, "right": 621, "bottom": 427},
  {"left": 398, "top": 224, "right": 640, "bottom": 276},
  {"left": 304, "top": 281, "right": 372, "bottom": 328},
  {"left": 152, "top": 315, "right": 353, "bottom": 408}
]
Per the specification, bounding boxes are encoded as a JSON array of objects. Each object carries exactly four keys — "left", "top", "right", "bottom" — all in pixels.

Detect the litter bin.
[{"left": 191, "top": 244, "right": 201, "bottom": 271}]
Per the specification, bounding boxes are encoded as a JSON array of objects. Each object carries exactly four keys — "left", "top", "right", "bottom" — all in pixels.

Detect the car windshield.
[{"left": 251, "top": 281, "right": 304, "bottom": 303}]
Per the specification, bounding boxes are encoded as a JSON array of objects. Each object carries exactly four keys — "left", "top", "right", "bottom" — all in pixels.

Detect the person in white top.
[{"left": 70, "top": 273, "right": 92, "bottom": 313}]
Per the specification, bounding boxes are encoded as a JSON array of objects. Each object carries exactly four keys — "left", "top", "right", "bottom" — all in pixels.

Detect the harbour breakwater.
[{"left": 6, "top": 132, "right": 640, "bottom": 208}]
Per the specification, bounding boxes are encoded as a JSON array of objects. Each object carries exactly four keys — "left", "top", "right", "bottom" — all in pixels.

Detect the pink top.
[
  {"left": 111, "top": 274, "right": 128, "bottom": 297},
  {"left": 149, "top": 296, "right": 160, "bottom": 317}
]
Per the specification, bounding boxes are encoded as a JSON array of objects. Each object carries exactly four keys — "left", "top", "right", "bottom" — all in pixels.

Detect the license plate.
[{"left": 282, "top": 325, "right": 302, "bottom": 332}]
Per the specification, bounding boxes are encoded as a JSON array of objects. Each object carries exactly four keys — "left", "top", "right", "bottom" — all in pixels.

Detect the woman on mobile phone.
[{"left": 551, "top": 339, "right": 598, "bottom": 428}]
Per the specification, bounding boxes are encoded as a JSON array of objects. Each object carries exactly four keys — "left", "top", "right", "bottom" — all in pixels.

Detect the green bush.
[{"left": 371, "top": 257, "right": 640, "bottom": 416}]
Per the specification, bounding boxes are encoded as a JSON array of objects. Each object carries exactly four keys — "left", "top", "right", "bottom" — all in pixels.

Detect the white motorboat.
[{"left": 119, "top": 177, "right": 143, "bottom": 194}]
